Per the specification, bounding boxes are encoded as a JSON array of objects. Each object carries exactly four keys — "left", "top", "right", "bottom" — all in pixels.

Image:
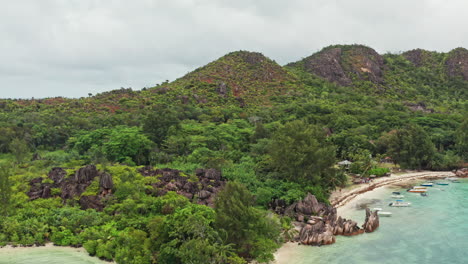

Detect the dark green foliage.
[
  {"left": 266, "top": 120, "right": 341, "bottom": 188},
  {"left": 0, "top": 165, "right": 12, "bottom": 216},
  {"left": 383, "top": 124, "right": 436, "bottom": 169},
  {"left": 142, "top": 105, "right": 180, "bottom": 146},
  {"left": 9, "top": 138, "right": 29, "bottom": 164},
  {"left": 70, "top": 126, "right": 153, "bottom": 165},
  {"left": 215, "top": 182, "right": 281, "bottom": 262}
]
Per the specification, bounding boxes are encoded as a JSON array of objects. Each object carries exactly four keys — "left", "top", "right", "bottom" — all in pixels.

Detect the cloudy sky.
[{"left": 1, "top": 0, "right": 467, "bottom": 98}]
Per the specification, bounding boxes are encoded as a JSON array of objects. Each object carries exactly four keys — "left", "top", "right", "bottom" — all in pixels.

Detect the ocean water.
[
  {"left": 278, "top": 179, "right": 468, "bottom": 264},
  {"left": 0, "top": 246, "right": 108, "bottom": 264}
]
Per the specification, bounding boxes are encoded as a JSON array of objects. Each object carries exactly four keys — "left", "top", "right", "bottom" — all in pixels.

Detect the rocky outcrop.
[
  {"left": 75, "top": 165, "right": 99, "bottom": 184},
  {"left": 139, "top": 167, "right": 225, "bottom": 206},
  {"left": 271, "top": 193, "right": 378, "bottom": 246},
  {"left": 99, "top": 172, "right": 114, "bottom": 190},
  {"left": 48, "top": 167, "right": 66, "bottom": 184},
  {"left": 27, "top": 165, "right": 112, "bottom": 211},
  {"left": 79, "top": 195, "right": 105, "bottom": 211},
  {"left": 291, "top": 45, "right": 385, "bottom": 86},
  {"left": 446, "top": 48, "right": 468, "bottom": 81},
  {"left": 363, "top": 208, "right": 379, "bottom": 232},
  {"left": 455, "top": 168, "right": 468, "bottom": 177}
]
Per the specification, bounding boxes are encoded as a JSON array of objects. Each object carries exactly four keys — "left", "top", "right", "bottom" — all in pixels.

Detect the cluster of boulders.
[
  {"left": 139, "top": 167, "right": 225, "bottom": 206},
  {"left": 454, "top": 168, "right": 468, "bottom": 177},
  {"left": 270, "top": 193, "right": 379, "bottom": 246},
  {"left": 27, "top": 165, "right": 113, "bottom": 211}
]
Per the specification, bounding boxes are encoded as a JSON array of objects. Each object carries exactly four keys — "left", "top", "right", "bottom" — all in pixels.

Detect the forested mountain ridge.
[{"left": 0, "top": 44, "right": 467, "bottom": 264}]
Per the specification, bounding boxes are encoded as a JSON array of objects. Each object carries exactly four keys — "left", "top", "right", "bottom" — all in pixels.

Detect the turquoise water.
[
  {"left": 0, "top": 246, "right": 108, "bottom": 264},
  {"left": 281, "top": 179, "right": 468, "bottom": 264}
]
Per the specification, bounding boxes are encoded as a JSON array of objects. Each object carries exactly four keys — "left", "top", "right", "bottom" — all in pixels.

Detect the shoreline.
[
  {"left": 329, "top": 171, "right": 455, "bottom": 209},
  {"left": 274, "top": 171, "right": 456, "bottom": 263},
  {"left": 0, "top": 243, "right": 114, "bottom": 263}
]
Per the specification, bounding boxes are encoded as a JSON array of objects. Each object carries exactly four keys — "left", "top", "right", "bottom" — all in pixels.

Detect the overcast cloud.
[{"left": 1, "top": 0, "right": 467, "bottom": 98}]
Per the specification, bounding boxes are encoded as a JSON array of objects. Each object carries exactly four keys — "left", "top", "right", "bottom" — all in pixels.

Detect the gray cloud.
[{"left": 1, "top": 0, "right": 467, "bottom": 98}]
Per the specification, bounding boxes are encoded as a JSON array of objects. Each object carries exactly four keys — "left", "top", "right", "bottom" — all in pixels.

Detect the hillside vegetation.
[{"left": 0, "top": 44, "right": 467, "bottom": 264}]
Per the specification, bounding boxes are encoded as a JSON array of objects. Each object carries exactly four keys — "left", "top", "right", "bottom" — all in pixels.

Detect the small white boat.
[
  {"left": 378, "top": 211, "right": 392, "bottom": 217},
  {"left": 413, "top": 186, "right": 427, "bottom": 189},
  {"left": 420, "top": 183, "right": 433, "bottom": 187},
  {"left": 389, "top": 200, "right": 411, "bottom": 207},
  {"left": 373, "top": 207, "right": 383, "bottom": 211},
  {"left": 445, "top": 177, "right": 459, "bottom": 181},
  {"left": 391, "top": 194, "right": 404, "bottom": 198}
]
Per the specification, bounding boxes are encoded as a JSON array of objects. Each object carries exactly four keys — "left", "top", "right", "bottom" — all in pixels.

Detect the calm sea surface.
[
  {"left": 0, "top": 246, "right": 108, "bottom": 264},
  {"left": 277, "top": 179, "right": 468, "bottom": 264}
]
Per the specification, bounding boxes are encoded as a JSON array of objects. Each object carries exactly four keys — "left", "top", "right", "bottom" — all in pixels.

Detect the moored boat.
[
  {"left": 408, "top": 188, "right": 427, "bottom": 193},
  {"left": 377, "top": 211, "right": 392, "bottom": 217},
  {"left": 436, "top": 182, "right": 449, "bottom": 185},
  {"left": 421, "top": 183, "right": 433, "bottom": 187},
  {"left": 413, "top": 186, "right": 427, "bottom": 189},
  {"left": 389, "top": 200, "right": 411, "bottom": 207},
  {"left": 392, "top": 192, "right": 401, "bottom": 195}
]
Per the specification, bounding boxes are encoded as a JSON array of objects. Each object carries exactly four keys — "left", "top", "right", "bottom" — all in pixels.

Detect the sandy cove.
[
  {"left": 330, "top": 171, "right": 455, "bottom": 209},
  {"left": 273, "top": 171, "right": 456, "bottom": 264}
]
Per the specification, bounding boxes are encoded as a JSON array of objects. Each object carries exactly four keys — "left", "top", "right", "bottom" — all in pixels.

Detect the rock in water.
[{"left": 363, "top": 208, "right": 380, "bottom": 232}]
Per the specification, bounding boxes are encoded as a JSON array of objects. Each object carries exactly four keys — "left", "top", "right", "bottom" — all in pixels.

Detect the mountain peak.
[
  {"left": 165, "top": 50, "right": 297, "bottom": 105},
  {"left": 287, "top": 44, "right": 384, "bottom": 86}
]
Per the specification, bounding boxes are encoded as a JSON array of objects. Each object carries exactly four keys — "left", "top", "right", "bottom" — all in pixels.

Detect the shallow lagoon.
[
  {"left": 0, "top": 245, "right": 109, "bottom": 264},
  {"left": 276, "top": 179, "right": 468, "bottom": 264}
]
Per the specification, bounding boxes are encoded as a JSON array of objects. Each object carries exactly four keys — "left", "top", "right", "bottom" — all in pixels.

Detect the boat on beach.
[{"left": 389, "top": 200, "right": 411, "bottom": 207}]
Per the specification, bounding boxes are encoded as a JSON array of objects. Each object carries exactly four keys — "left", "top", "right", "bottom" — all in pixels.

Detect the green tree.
[
  {"left": 9, "top": 138, "right": 30, "bottom": 164},
  {"left": 0, "top": 165, "right": 12, "bottom": 216},
  {"left": 142, "top": 105, "right": 180, "bottom": 146},
  {"left": 456, "top": 117, "right": 468, "bottom": 160},
  {"left": 215, "top": 182, "right": 280, "bottom": 262},
  {"left": 156, "top": 203, "right": 241, "bottom": 264},
  {"left": 267, "top": 120, "right": 338, "bottom": 188},
  {"left": 386, "top": 124, "right": 436, "bottom": 169}
]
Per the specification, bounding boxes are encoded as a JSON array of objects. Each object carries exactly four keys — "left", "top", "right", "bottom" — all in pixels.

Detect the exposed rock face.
[
  {"left": 79, "top": 195, "right": 105, "bottom": 211},
  {"left": 403, "top": 49, "right": 434, "bottom": 67},
  {"left": 138, "top": 167, "right": 225, "bottom": 206},
  {"left": 446, "top": 48, "right": 468, "bottom": 81},
  {"left": 27, "top": 165, "right": 111, "bottom": 211},
  {"left": 48, "top": 167, "right": 66, "bottom": 184},
  {"left": 293, "top": 45, "right": 385, "bottom": 86},
  {"left": 99, "top": 172, "right": 114, "bottom": 190},
  {"left": 271, "top": 193, "right": 378, "bottom": 246},
  {"left": 75, "top": 165, "right": 99, "bottom": 184},
  {"left": 404, "top": 102, "right": 434, "bottom": 113},
  {"left": 363, "top": 208, "right": 380, "bottom": 232},
  {"left": 303, "top": 48, "right": 351, "bottom": 86},
  {"left": 455, "top": 168, "right": 468, "bottom": 177}
]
